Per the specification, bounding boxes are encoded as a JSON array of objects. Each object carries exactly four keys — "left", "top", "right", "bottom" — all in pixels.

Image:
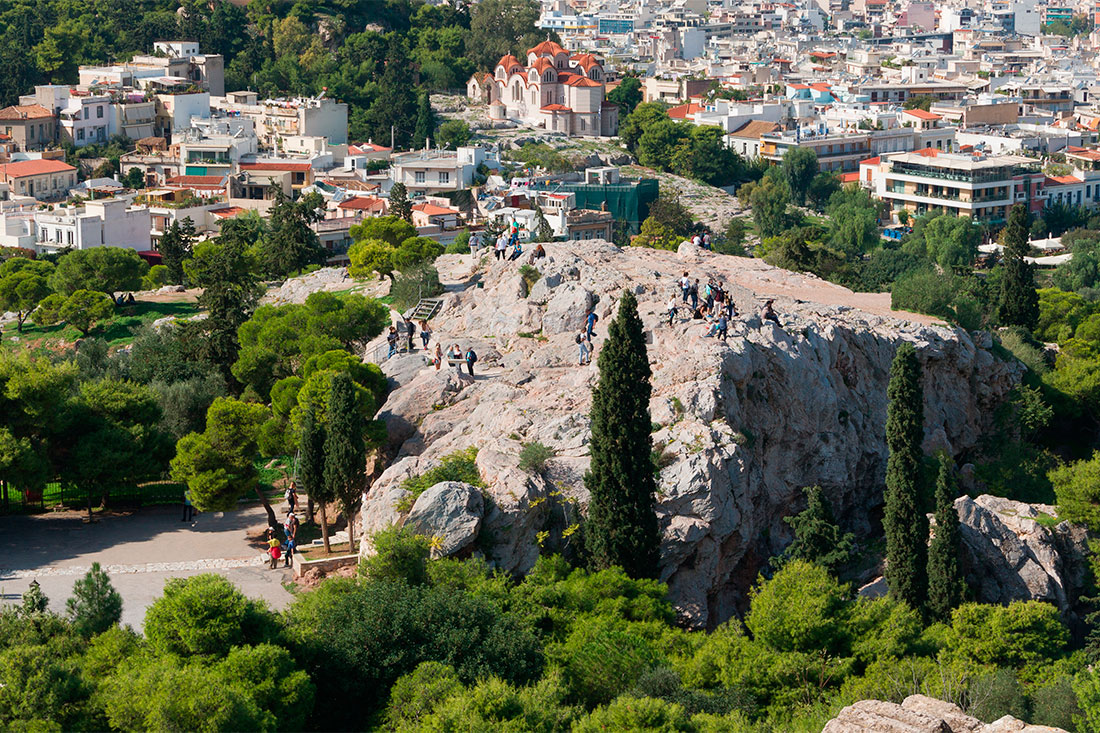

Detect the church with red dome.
[{"left": 467, "top": 40, "right": 618, "bottom": 137}]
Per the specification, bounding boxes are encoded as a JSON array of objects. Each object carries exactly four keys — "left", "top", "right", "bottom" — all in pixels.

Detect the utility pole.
[{"left": 391, "top": 125, "right": 395, "bottom": 150}]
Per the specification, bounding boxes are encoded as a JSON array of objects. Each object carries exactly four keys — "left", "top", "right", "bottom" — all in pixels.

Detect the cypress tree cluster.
[
  {"left": 927, "top": 454, "right": 967, "bottom": 621},
  {"left": 584, "top": 291, "right": 661, "bottom": 579},
  {"left": 884, "top": 343, "right": 929, "bottom": 609},
  {"left": 389, "top": 183, "right": 412, "bottom": 223},
  {"left": 998, "top": 204, "right": 1039, "bottom": 330},
  {"left": 324, "top": 374, "right": 367, "bottom": 553},
  {"left": 299, "top": 408, "right": 333, "bottom": 552}
]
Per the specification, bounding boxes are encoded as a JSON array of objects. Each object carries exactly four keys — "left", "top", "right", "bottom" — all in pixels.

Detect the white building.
[
  {"left": 59, "top": 94, "right": 112, "bottom": 147},
  {"left": 33, "top": 199, "right": 151, "bottom": 253},
  {"left": 211, "top": 94, "right": 348, "bottom": 149},
  {"left": 391, "top": 146, "right": 497, "bottom": 196},
  {"left": 154, "top": 92, "right": 211, "bottom": 139}
]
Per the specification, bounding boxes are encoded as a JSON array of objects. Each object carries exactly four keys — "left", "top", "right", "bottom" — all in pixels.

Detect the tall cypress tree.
[
  {"left": 323, "top": 374, "right": 366, "bottom": 553},
  {"left": 584, "top": 291, "right": 660, "bottom": 578},
  {"left": 927, "top": 453, "right": 967, "bottom": 621},
  {"left": 389, "top": 182, "right": 412, "bottom": 223},
  {"left": 299, "top": 408, "right": 331, "bottom": 552},
  {"left": 998, "top": 204, "right": 1039, "bottom": 329},
  {"left": 884, "top": 342, "right": 928, "bottom": 608},
  {"left": 412, "top": 92, "right": 435, "bottom": 150}
]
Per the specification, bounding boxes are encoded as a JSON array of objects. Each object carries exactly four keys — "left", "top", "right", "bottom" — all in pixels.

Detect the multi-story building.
[
  {"left": 0, "top": 105, "right": 56, "bottom": 151},
  {"left": 391, "top": 147, "right": 496, "bottom": 196},
  {"left": 78, "top": 41, "right": 224, "bottom": 97},
  {"left": 866, "top": 150, "right": 1045, "bottom": 224},
  {"left": 0, "top": 159, "right": 77, "bottom": 200},
  {"left": 469, "top": 40, "right": 617, "bottom": 137},
  {"left": 108, "top": 94, "right": 156, "bottom": 141},
  {"left": 58, "top": 93, "right": 111, "bottom": 147},
  {"left": 211, "top": 93, "right": 348, "bottom": 149},
  {"left": 34, "top": 198, "right": 151, "bottom": 253}
]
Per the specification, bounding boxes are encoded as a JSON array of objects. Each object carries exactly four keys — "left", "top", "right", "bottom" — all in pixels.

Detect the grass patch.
[
  {"left": 1034, "top": 512, "right": 1061, "bottom": 529},
  {"left": 297, "top": 541, "right": 353, "bottom": 561},
  {"left": 519, "top": 441, "right": 554, "bottom": 474},
  {"left": 2, "top": 299, "right": 201, "bottom": 349},
  {"left": 395, "top": 447, "right": 483, "bottom": 512}
]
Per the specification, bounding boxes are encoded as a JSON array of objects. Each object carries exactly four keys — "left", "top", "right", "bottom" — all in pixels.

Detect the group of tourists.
[
  {"left": 431, "top": 342, "right": 478, "bottom": 375},
  {"left": 576, "top": 309, "right": 599, "bottom": 365},
  {"left": 690, "top": 232, "right": 713, "bottom": 250},
  {"left": 387, "top": 318, "right": 435, "bottom": 358},
  {"left": 264, "top": 484, "right": 300, "bottom": 570},
  {"left": 667, "top": 271, "right": 782, "bottom": 341}
]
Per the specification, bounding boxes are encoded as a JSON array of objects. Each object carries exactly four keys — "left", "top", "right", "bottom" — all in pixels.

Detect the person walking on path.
[
  {"left": 577, "top": 332, "right": 591, "bottom": 365},
  {"left": 464, "top": 346, "right": 477, "bottom": 376},
  {"left": 283, "top": 512, "right": 298, "bottom": 568},
  {"left": 666, "top": 295, "right": 678, "bottom": 326},
  {"left": 419, "top": 319, "right": 432, "bottom": 350},
  {"left": 585, "top": 309, "right": 599, "bottom": 340},
  {"left": 181, "top": 488, "right": 194, "bottom": 522},
  {"left": 266, "top": 529, "right": 282, "bottom": 570},
  {"left": 285, "top": 483, "right": 298, "bottom": 515},
  {"left": 386, "top": 326, "right": 398, "bottom": 357},
  {"left": 716, "top": 314, "right": 728, "bottom": 341}
]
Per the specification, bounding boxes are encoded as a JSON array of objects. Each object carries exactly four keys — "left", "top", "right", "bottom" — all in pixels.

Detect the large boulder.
[
  {"left": 822, "top": 695, "right": 1065, "bottom": 733},
  {"left": 405, "top": 481, "right": 484, "bottom": 558},
  {"left": 954, "top": 495, "right": 1089, "bottom": 612},
  {"left": 542, "top": 283, "right": 594, "bottom": 335}
]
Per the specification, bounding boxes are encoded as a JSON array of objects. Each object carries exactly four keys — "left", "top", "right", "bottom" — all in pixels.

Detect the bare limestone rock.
[
  {"left": 360, "top": 240, "right": 1024, "bottom": 627},
  {"left": 954, "top": 495, "right": 1089, "bottom": 612},
  {"left": 822, "top": 696, "right": 1065, "bottom": 732},
  {"left": 404, "top": 481, "right": 484, "bottom": 558}
]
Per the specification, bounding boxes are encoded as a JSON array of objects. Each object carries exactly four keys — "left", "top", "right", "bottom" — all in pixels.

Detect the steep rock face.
[
  {"left": 954, "top": 495, "right": 1090, "bottom": 612},
  {"left": 360, "top": 241, "right": 1023, "bottom": 627}
]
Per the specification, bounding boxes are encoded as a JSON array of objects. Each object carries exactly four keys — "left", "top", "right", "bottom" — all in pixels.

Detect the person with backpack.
[
  {"left": 386, "top": 326, "right": 398, "bottom": 357},
  {"left": 585, "top": 309, "right": 598, "bottom": 340},
  {"left": 689, "top": 279, "right": 699, "bottom": 311},
  {"left": 680, "top": 272, "right": 691, "bottom": 303},
  {"left": 464, "top": 346, "right": 477, "bottom": 376},
  {"left": 577, "top": 332, "right": 591, "bottom": 365},
  {"left": 266, "top": 528, "right": 282, "bottom": 570},
  {"left": 404, "top": 318, "right": 416, "bottom": 352}
]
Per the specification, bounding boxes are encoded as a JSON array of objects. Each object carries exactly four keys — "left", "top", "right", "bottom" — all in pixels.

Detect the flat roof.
[{"left": 888, "top": 151, "right": 1033, "bottom": 171}]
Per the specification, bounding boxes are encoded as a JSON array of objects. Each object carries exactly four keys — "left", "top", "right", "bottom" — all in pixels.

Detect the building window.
[
  {"left": 96, "top": 106, "right": 103, "bottom": 119},
  {"left": 28, "top": 125, "right": 34, "bottom": 141},
  {"left": 579, "top": 118, "right": 585, "bottom": 131},
  {"left": 83, "top": 107, "right": 89, "bottom": 120},
  {"left": 439, "top": 171, "right": 450, "bottom": 184},
  {"left": 77, "top": 128, "right": 84, "bottom": 141},
  {"left": 415, "top": 171, "right": 425, "bottom": 184},
  {"left": 67, "top": 231, "right": 73, "bottom": 245}
]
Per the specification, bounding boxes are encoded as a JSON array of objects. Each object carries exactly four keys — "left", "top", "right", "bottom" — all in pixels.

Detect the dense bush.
[{"left": 397, "top": 447, "right": 483, "bottom": 511}]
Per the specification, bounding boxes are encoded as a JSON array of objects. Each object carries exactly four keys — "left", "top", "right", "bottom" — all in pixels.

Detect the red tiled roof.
[
  {"left": 860, "top": 156, "right": 881, "bottom": 165},
  {"left": 810, "top": 83, "right": 832, "bottom": 92},
  {"left": 496, "top": 54, "right": 522, "bottom": 70},
  {"left": 840, "top": 172, "right": 860, "bottom": 183},
  {"left": 541, "top": 104, "right": 572, "bottom": 111},
  {"left": 914, "top": 147, "right": 940, "bottom": 157},
  {"left": 531, "top": 57, "right": 554, "bottom": 73},
  {"left": 1046, "top": 175, "right": 1082, "bottom": 185},
  {"left": 904, "top": 109, "right": 942, "bottom": 120},
  {"left": 211, "top": 206, "right": 246, "bottom": 218},
  {"left": 413, "top": 203, "right": 458, "bottom": 216},
  {"left": 338, "top": 196, "right": 386, "bottom": 211},
  {"left": 668, "top": 102, "right": 704, "bottom": 119},
  {"left": 572, "top": 53, "right": 601, "bottom": 71},
  {"left": 349, "top": 142, "right": 391, "bottom": 154},
  {"left": 240, "top": 162, "right": 311, "bottom": 172},
  {"left": 528, "top": 40, "right": 567, "bottom": 57},
  {"left": 0, "top": 159, "right": 75, "bottom": 178},
  {"left": 0, "top": 104, "right": 53, "bottom": 121},
  {"left": 810, "top": 51, "right": 836, "bottom": 58},
  {"left": 564, "top": 76, "right": 601, "bottom": 88}
]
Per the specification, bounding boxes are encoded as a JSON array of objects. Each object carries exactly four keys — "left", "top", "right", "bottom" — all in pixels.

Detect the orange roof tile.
[
  {"left": 860, "top": 156, "right": 881, "bottom": 165},
  {"left": 0, "top": 159, "right": 75, "bottom": 178},
  {"left": 413, "top": 203, "right": 458, "bottom": 216},
  {"left": 338, "top": 196, "right": 386, "bottom": 211},
  {"left": 0, "top": 104, "right": 53, "bottom": 121},
  {"left": 1046, "top": 175, "right": 1082, "bottom": 185},
  {"left": 496, "top": 54, "right": 522, "bottom": 70},
  {"left": 541, "top": 104, "right": 572, "bottom": 111},
  {"left": 564, "top": 76, "right": 601, "bottom": 88},
  {"left": 528, "top": 40, "right": 567, "bottom": 57},
  {"left": 840, "top": 172, "right": 860, "bottom": 183},
  {"left": 531, "top": 57, "right": 554, "bottom": 73},
  {"left": 668, "top": 102, "right": 704, "bottom": 119},
  {"left": 211, "top": 206, "right": 246, "bottom": 218},
  {"left": 904, "top": 109, "right": 942, "bottom": 120}
]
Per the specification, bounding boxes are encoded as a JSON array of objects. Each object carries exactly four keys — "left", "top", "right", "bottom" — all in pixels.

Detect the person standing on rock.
[
  {"left": 666, "top": 295, "right": 678, "bottom": 326},
  {"left": 434, "top": 343, "right": 443, "bottom": 370},
  {"left": 703, "top": 232, "right": 711, "bottom": 250},
  {"left": 680, "top": 272, "right": 691, "bottom": 303},
  {"left": 689, "top": 279, "right": 700, "bottom": 311},
  {"left": 716, "top": 314, "right": 728, "bottom": 341},
  {"left": 464, "top": 346, "right": 478, "bottom": 376},
  {"left": 386, "top": 326, "right": 398, "bottom": 357},
  {"left": 450, "top": 343, "right": 462, "bottom": 369},
  {"left": 577, "top": 331, "right": 590, "bottom": 365},
  {"left": 420, "top": 319, "right": 432, "bottom": 350},
  {"left": 585, "top": 309, "right": 599, "bottom": 340},
  {"left": 404, "top": 318, "right": 416, "bottom": 352}
]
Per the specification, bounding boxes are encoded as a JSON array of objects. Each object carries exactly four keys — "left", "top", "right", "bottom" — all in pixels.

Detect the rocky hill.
[
  {"left": 359, "top": 240, "right": 1024, "bottom": 627},
  {"left": 823, "top": 694, "right": 1066, "bottom": 732}
]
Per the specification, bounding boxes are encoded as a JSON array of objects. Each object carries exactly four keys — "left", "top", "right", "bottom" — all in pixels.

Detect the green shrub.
[
  {"left": 1029, "top": 674, "right": 1081, "bottom": 730},
  {"left": 745, "top": 561, "right": 849, "bottom": 655},
  {"left": 967, "top": 669, "right": 1028, "bottom": 723},
  {"left": 390, "top": 263, "right": 443, "bottom": 312},
  {"left": 573, "top": 695, "right": 693, "bottom": 732},
  {"left": 445, "top": 230, "right": 471, "bottom": 255},
  {"left": 998, "top": 328, "right": 1049, "bottom": 374},
  {"left": 548, "top": 615, "right": 669, "bottom": 707},
  {"left": 397, "top": 447, "right": 482, "bottom": 512},
  {"left": 519, "top": 265, "right": 541, "bottom": 294},
  {"left": 360, "top": 525, "right": 431, "bottom": 585},
  {"left": 384, "top": 661, "right": 463, "bottom": 731},
  {"left": 519, "top": 441, "right": 554, "bottom": 473},
  {"left": 141, "top": 264, "right": 169, "bottom": 290}
]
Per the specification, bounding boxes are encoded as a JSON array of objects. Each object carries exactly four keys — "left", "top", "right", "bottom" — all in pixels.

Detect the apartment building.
[
  {"left": 212, "top": 94, "right": 348, "bottom": 149},
  {"left": 34, "top": 198, "right": 151, "bottom": 253},
  {"left": 391, "top": 147, "right": 496, "bottom": 196},
  {"left": 59, "top": 93, "right": 112, "bottom": 147},
  {"left": 78, "top": 41, "right": 224, "bottom": 96},
  {"left": 0, "top": 105, "right": 56, "bottom": 151},
  {"left": 0, "top": 159, "right": 77, "bottom": 200},
  {"left": 868, "top": 150, "right": 1045, "bottom": 224}
]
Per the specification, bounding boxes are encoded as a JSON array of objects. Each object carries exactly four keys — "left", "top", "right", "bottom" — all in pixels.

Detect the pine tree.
[
  {"left": 389, "top": 182, "right": 412, "bottom": 223},
  {"left": 20, "top": 580, "right": 49, "bottom": 616},
  {"left": 584, "top": 291, "right": 661, "bottom": 578},
  {"left": 65, "top": 562, "right": 122, "bottom": 636},
  {"left": 299, "top": 408, "right": 331, "bottom": 552},
  {"left": 927, "top": 454, "right": 967, "bottom": 621},
  {"left": 159, "top": 218, "right": 195, "bottom": 286},
  {"left": 781, "top": 485, "right": 855, "bottom": 573},
  {"left": 998, "top": 204, "right": 1039, "bottom": 329},
  {"left": 884, "top": 342, "right": 929, "bottom": 609},
  {"left": 323, "top": 374, "right": 366, "bottom": 553},
  {"left": 412, "top": 92, "right": 435, "bottom": 150}
]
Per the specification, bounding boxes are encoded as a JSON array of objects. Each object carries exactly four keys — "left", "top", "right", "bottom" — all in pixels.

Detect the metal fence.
[{"left": 1, "top": 481, "right": 185, "bottom": 515}]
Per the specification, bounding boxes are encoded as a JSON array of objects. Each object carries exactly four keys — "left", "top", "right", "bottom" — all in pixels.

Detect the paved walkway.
[{"left": 0, "top": 504, "right": 296, "bottom": 629}]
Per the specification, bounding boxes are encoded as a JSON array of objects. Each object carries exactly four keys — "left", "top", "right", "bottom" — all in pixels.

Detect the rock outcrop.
[
  {"left": 404, "top": 482, "right": 484, "bottom": 558},
  {"left": 954, "top": 495, "right": 1089, "bottom": 613},
  {"left": 360, "top": 240, "right": 1024, "bottom": 627},
  {"left": 823, "top": 694, "right": 1066, "bottom": 732}
]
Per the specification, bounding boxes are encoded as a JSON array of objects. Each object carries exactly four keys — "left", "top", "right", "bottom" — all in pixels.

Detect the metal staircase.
[{"left": 409, "top": 297, "right": 444, "bottom": 321}]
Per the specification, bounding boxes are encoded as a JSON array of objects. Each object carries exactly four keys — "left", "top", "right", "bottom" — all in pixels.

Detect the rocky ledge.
[
  {"left": 823, "top": 694, "right": 1066, "bottom": 732},
  {"left": 359, "top": 240, "right": 1024, "bottom": 627}
]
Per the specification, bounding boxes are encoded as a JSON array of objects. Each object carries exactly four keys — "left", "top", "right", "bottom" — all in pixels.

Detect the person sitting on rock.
[
  {"left": 508, "top": 241, "right": 523, "bottom": 261},
  {"left": 533, "top": 243, "right": 546, "bottom": 260},
  {"left": 761, "top": 299, "right": 781, "bottom": 326}
]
